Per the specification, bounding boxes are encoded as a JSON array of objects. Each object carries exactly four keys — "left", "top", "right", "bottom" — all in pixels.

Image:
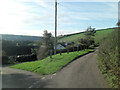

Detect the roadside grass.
[
  {"left": 97, "top": 29, "right": 119, "bottom": 88},
  {"left": 58, "top": 29, "right": 114, "bottom": 44},
  {"left": 10, "top": 49, "right": 94, "bottom": 75}
]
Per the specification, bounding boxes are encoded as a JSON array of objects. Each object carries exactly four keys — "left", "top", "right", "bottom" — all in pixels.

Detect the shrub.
[
  {"left": 37, "top": 46, "right": 49, "bottom": 60},
  {"left": 98, "top": 29, "right": 119, "bottom": 88},
  {"left": 2, "top": 50, "right": 9, "bottom": 64},
  {"left": 89, "top": 45, "right": 94, "bottom": 49},
  {"left": 2, "top": 56, "right": 9, "bottom": 65},
  {"left": 16, "top": 54, "right": 37, "bottom": 62}
]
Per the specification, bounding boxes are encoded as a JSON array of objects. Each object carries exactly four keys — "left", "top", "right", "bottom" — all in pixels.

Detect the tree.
[
  {"left": 85, "top": 26, "right": 96, "bottom": 38},
  {"left": 116, "top": 20, "right": 120, "bottom": 26},
  {"left": 31, "top": 48, "right": 38, "bottom": 55},
  {"left": 43, "top": 30, "right": 54, "bottom": 50},
  {"left": 71, "top": 42, "right": 75, "bottom": 52},
  {"left": 84, "top": 26, "right": 96, "bottom": 46},
  {"left": 37, "top": 30, "right": 54, "bottom": 60},
  {"left": 2, "top": 50, "right": 9, "bottom": 64}
]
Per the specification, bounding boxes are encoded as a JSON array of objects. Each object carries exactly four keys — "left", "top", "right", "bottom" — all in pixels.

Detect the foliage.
[
  {"left": 79, "top": 38, "right": 94, "bottom": 47},
  {"left": 2, "top": 39, "right": 39, "bottom": 56},
  {"left": 37, "top": 46, "right": 49, "bottom": 60},
  {"left": 98, "top": 29, "right": 119, "bottom": 88},
  {"left": 84, "top": 26, "right": 96, "bottom": 38},
  {"left": 3, "top": 46, "right": 38, "bottom": 56},
  {"left": 16, "top": 54, "right": 37, "bottom": 62},
  {"left": 83, "top": 26, "right": 96, "bottom": 47},
  {"left": 43, "top": 30, "right": 54, "bottom": 50},
  {"left": 116, "top": 20, "right": 120, "bottom": 26},
  {"left": 37, "top": 30, "right": 54, "bottom": 60},
  {"left": 31, "top": 48, "right": 38, "bottom": 55},
  {"left": 1, "top": 34, "right": 41, "bottom": 42},
  {"left": 2, "top": 50, "right": 9, "bottom": 64},
  {"left": 89, "top": 45, "right": 94, "bottom": 49},
  {"left": 2, "top": 56, "right": 9, "bottom": 65},
  {"left": 2, "top": 50, "right": 6, "bottom": 56},
  {"left": 10, "top": 49, "right": 94, "bottom": 75}
]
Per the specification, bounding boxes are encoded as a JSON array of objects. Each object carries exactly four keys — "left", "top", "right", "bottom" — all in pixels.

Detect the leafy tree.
[
  {"left": 43, "top": 30, "right": 54, "bottom": 50},
  {"left": 31, "top": 48, "right": 38, "bottom": 55},
  {"left": 84, "top": 26, "right": 96, "bottom": 46},
  {"left": 37, "top": 30, "right": 54, "bottom": 60},
  {"left": 85, "top": 26, "right": 96, "bottom": 37},
  {"left": 2, "top": 50, "right": 9, "bottom": 64},
  {"left": 2, "top": 50, "right": 6, "bottom": 56},
  {"left": 116, "top": 20, "right": 120, "bottom": 26}
]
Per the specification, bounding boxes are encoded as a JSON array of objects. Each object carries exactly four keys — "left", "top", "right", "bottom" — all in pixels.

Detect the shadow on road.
[{"left": 2, "top": 72, "right": 50, "bottom": 88}]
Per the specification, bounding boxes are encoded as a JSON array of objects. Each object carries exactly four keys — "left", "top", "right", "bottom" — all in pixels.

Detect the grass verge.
[{"left": 10, "top": 49, "right": 94, "bottom": 75}]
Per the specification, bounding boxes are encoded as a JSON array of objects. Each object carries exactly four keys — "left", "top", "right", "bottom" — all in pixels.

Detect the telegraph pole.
[{"left": 54, "top": 0, "right": 57, "bottom": 55}]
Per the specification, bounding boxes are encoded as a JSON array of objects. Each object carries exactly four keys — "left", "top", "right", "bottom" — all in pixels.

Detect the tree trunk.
[
  {"left": 50, "top": 50, "right": 52, "bottom": 62},
  {"left": 77, "top": 46, "right": 79, "bottom": 51},
  {"left": 67, "top": 49, "right": 69, "bottom": 54},
  {"left": 60, "top": 49, "right": 62, "bottom": 55}
]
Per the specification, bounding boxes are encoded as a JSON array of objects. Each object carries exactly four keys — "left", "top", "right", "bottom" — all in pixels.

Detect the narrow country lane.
[
  {"left": 43, "top": 49, "right": 110, "bottom": 88},
  {"left": 2, "top": 49, "right": 110, "bottom": 88}
]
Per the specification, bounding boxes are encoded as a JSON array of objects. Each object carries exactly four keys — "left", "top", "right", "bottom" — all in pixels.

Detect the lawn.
[{"left": 10, "top": 49, "right": 94, "bottom": 75}]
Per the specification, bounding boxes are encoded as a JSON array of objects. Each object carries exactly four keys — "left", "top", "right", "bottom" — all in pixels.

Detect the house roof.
[{"left": 57, "top": 44, "right": 65, "bottom": 50}]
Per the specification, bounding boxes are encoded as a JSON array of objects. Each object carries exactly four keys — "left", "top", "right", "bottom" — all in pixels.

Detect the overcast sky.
[{"left": 0, "top": 0, "right": 118, "bottom": 36}]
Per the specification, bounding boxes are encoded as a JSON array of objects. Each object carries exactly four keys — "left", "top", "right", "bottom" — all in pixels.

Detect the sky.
[{"left": 0, "top": 0, "right": 119, "bottom": 36}]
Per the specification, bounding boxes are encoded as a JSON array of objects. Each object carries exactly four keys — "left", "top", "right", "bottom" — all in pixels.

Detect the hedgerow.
[{"left": 98, "top": 29, "right": 120, "bottom": 88}]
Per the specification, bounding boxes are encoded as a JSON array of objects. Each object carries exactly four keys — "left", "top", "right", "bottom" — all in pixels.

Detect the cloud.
[
  {"left": 16, "top": 0, "right": 120, "bottom": 2},
  {"left": 0, "top": 0, "right": 117, "bottom": 36},
  {"left": 0, "top": 0, "right": 54, "bottom": 34},
  {"left": 28, "top": 0, "right": 50, "bottom": 8},
  {"left": 0, "top": 0, "right": 29, "bottom": 32}
]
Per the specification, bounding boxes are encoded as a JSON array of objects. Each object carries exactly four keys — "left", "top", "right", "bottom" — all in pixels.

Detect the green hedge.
[
  {"left": 2, "top": 56, "right": 9, "bottom": 65},
  {"left": 98, "top": 29, "right": 120, "bottom": 88}
]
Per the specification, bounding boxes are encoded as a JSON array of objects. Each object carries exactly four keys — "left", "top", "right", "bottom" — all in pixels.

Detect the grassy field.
[
  {"left": 10, "top": 49, "right": 94, "bottom": 75},
  {"left": 95, "top": 29, "right": 115, "bottom": 44},
  {"left": 58, "top": 28, "right": 115, "bottom": 44},
  {"left": 58, "top": 33, "right": 85, "bottom": 43}
]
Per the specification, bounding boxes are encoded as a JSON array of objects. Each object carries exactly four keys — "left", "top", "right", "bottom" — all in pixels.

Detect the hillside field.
[{"left": 58, "top": 28, "right": 115, "bottom": 44}]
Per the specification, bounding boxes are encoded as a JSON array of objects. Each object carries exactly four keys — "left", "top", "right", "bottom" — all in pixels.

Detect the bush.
[
  {"left": 16, "top": 54, "right": 37, "bottom": 62},
  {"left": 2, "top": 56, "right": 9, "bottom": 65},
  {"left": 37, "top": 46, "right": 49, "bottom": 60},
  {"left": 89, "top": 45, "right": 94, "bottom": 49},
  {"left": 98, "top": 29, "right": 119, "bottom": 88}
]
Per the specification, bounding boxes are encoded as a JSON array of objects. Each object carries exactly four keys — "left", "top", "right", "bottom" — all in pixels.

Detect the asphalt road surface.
[{"left": 2, "top": 49, "right": 110, "bottom": 88}]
